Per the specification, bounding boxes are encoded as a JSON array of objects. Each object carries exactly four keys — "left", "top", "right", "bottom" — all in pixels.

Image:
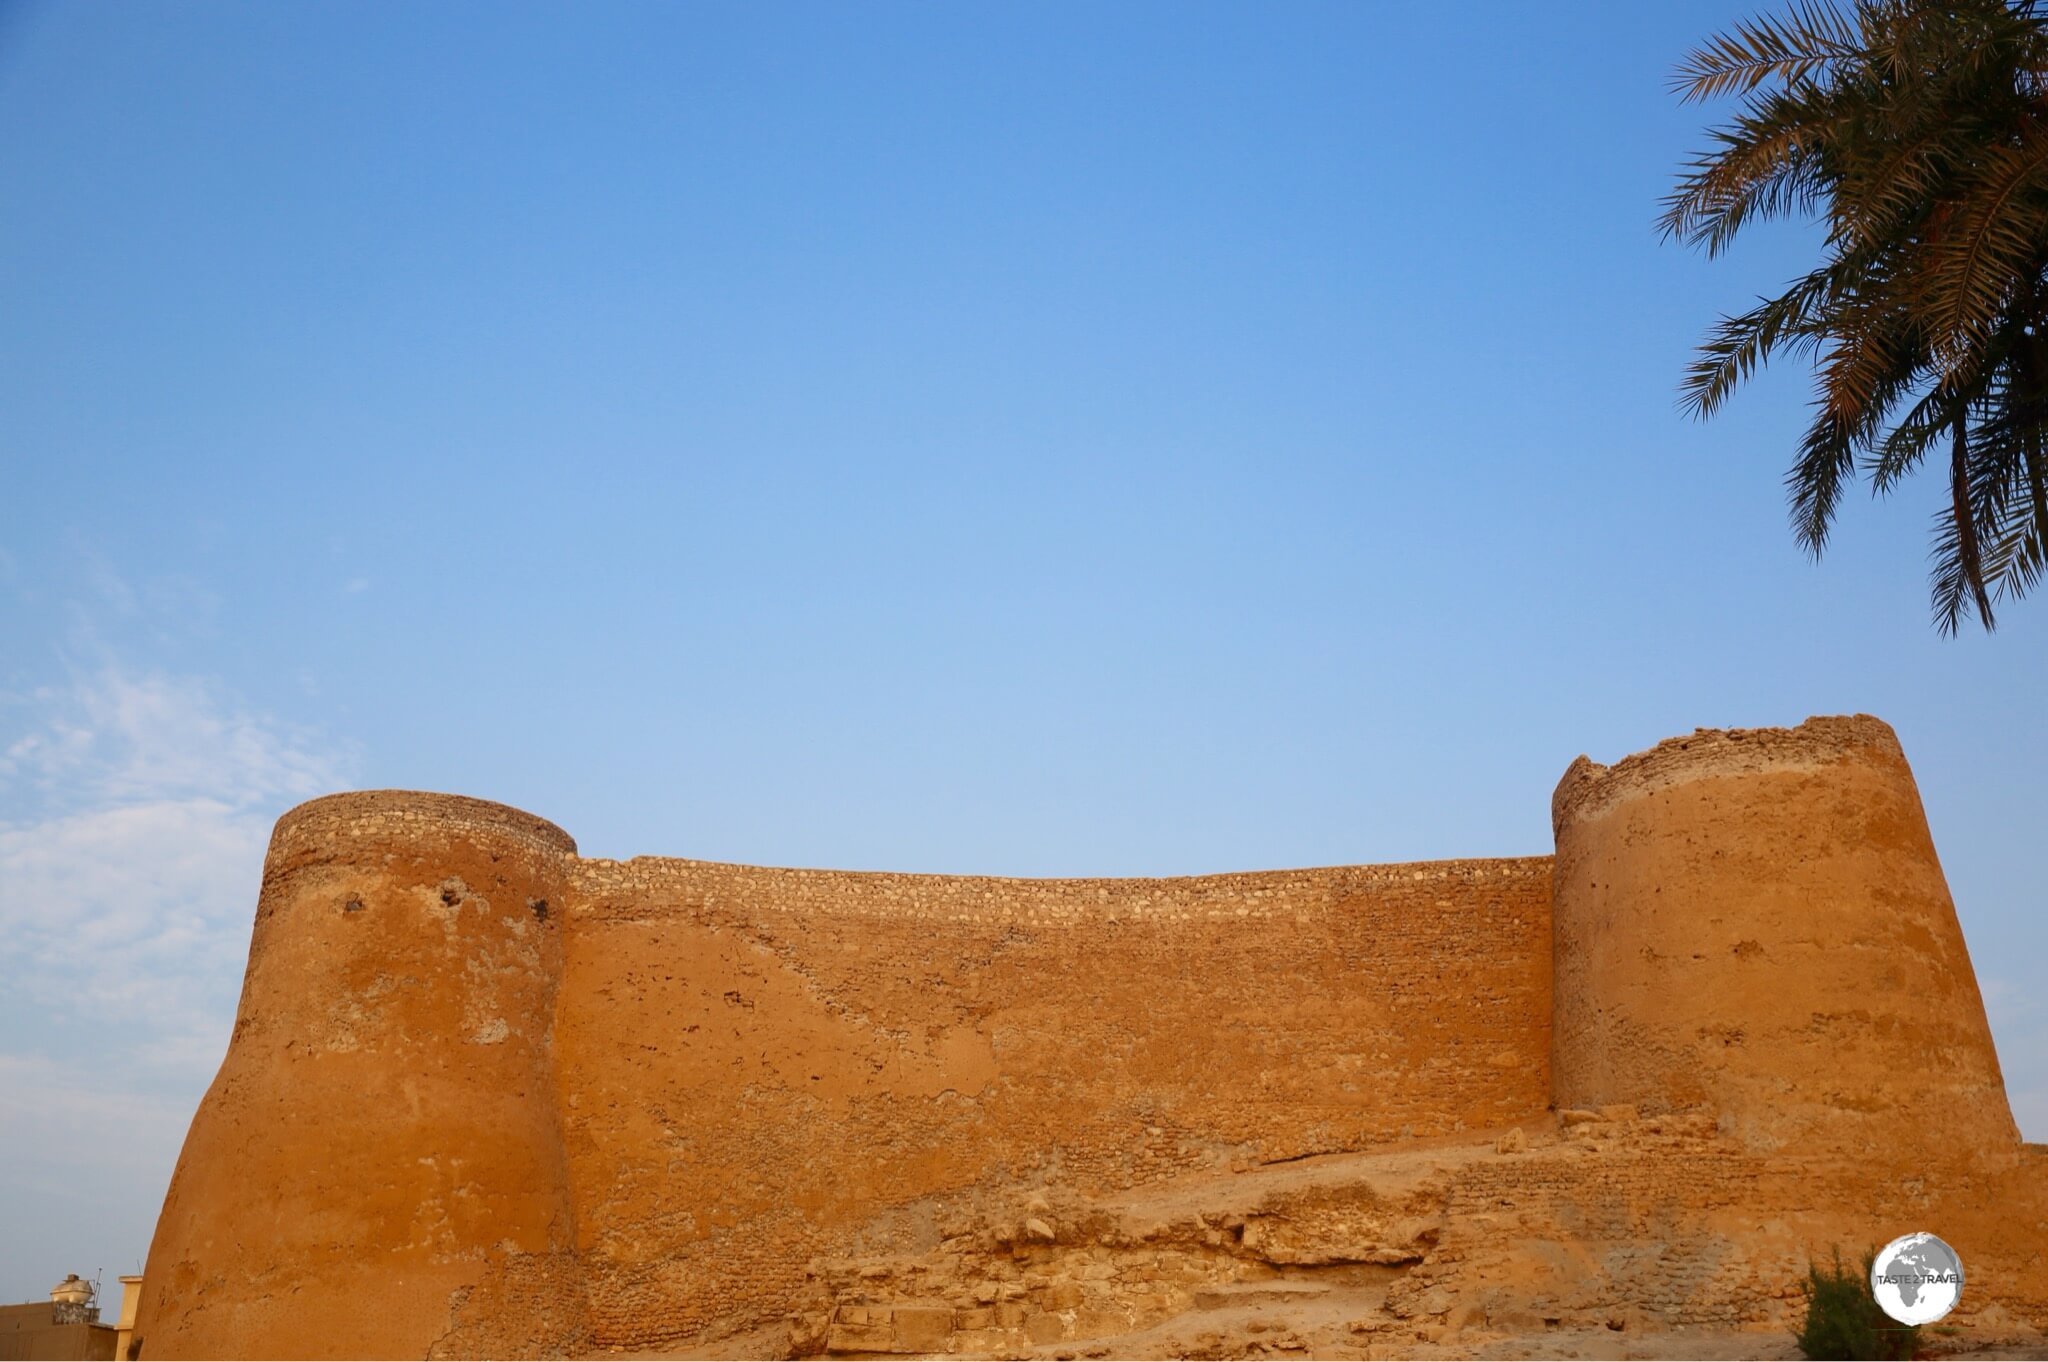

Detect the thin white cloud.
[
  {"left": 0, "top": 669, "right": 344, "bottom": 808},
  {"left": 0, "top": 550, "right": 366, "bottom": 1298},
  {"left": 0, "top": 666, "right": 357, "bottom": 1081}
]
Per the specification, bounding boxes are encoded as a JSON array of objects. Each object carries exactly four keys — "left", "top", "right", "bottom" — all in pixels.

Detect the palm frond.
[
  {"left": 1925, "top": 124, "right": 2048, "bottom": 374},
  {"left": 1832, "top": 122, "right": 1968, "bottom": 248},
  {"left": 1660, "top": 81, "right": 1841, "bottom": 252},
  {"left": 1960, "top": 365, "right": 2048, "bottom": 596},
  {"left": 1673, "top": 0, "right": 2048, "bottom": 632},
  {"left": 1672, "top": 1, "right": 1866, "bottom": 103},
  {"left": 1681, "top": 275, "right": 1838, "bottom": 419},
  {"left": 1866, "top": 382, "right": 1952, "bottom": 492},
  {"left": 2004, "top": 436, "right": 2048, "bottom": 592},
  {"left": 1930, "top": 414, "right": 1997, "bottom": 633},
  {"left": 1792, "top": 318, "right": 1922, "bottom": 553}
]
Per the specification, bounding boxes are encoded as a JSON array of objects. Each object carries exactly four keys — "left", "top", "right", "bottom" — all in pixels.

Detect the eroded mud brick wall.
[
  {"left": 131, "top": 794, "right": 591, "bottom": 1362},
  {"left": 1550, "top": 714, "right": 2018, "bottom": 1162},
  {"left": 134, "top": 796, "right": 1553, "bottom": 1360},
  {"left": 554, "top": 855, "right": 1555, "bottom": 1347},
  {"left": 132, "top": 715, "right": 2037, "bottom": 1359}
]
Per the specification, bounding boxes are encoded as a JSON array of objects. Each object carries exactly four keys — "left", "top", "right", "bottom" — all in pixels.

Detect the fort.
[{"left": 131, "top": 715, "right": 2046, "bottom": 1359}]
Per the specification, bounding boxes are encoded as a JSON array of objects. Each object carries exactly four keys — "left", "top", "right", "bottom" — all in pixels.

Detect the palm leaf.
[
  {"left": 1672, "top": 0, "right": 2048, "bottom": 631},
  {"left": 1671, "top": 1, "right": 1865, "bottom": 103},
  {"left": 1924, "top": 123, "right": 2048, "bottom": 374}
]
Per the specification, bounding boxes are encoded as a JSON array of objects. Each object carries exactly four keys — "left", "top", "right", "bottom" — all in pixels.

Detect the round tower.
[
  {"left": 1550, "top": 715, "right": 2017, "bottom": 1162},
  {"left": 134, "top": 792, "right": 588, "bottom": 1359}
]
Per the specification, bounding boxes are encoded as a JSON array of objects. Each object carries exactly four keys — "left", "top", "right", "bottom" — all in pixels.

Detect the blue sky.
[{"left": 2, "top": 0, "right": 2043, "bottom": 1305}]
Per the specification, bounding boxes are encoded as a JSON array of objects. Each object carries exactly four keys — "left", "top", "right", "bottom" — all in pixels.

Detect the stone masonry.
[{"left": 130, "top": 716, "right": 2047, "bottom": 1359}]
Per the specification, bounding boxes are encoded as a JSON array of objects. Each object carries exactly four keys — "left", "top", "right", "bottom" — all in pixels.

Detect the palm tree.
[{"left": 1665, "top": 0, "right": 2048, "bottom": 633}]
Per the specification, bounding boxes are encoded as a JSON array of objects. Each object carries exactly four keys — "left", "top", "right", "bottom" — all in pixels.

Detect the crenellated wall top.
[
  {"left": 567, "top": 853, "right": 1552, "bottom": 925},
  {"left": 1549, "top": 713, "right": 1906, "bottom": 835},
  {"left": 269, "top": 789, "right": 578, "bottom": 859}
]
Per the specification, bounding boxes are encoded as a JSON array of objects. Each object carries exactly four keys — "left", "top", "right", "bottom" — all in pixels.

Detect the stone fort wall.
[
  {"left": 1551, "top": 715, "right": 2017, "bottom": 1162},
  {"left": 128, "top": 715, "right": 2029, "bottom": 1359},
  {"left": 554, "top": 854, "right": 1552, "bottom": 1348}
]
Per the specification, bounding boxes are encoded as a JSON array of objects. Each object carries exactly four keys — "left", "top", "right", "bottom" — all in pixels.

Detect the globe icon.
[{"left": 1870, "top": 1232, "right": 1963, "bottom": 1325}]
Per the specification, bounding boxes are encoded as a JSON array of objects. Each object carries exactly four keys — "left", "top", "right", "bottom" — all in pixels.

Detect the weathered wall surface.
[
  {"left": 131, "top": 795, "right": 590, "bottom": 1361},
  {"left": 130, "top": 715, "right": 2042, "bottom": 1359},
  {"left": 549, "top": 856, "right": 1553, "bottom": 1348},
  {"left": 131, "top": 794, "right": 1552, "bottom": 1359},
  {"left": 1550, "top": 714, "right": 2018, "bottom": 1161}
]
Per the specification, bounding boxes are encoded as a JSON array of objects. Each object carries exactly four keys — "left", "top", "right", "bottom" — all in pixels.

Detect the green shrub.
[{"left": 1795, "top": 1247, "right": 1920, "bottom": 1360}]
